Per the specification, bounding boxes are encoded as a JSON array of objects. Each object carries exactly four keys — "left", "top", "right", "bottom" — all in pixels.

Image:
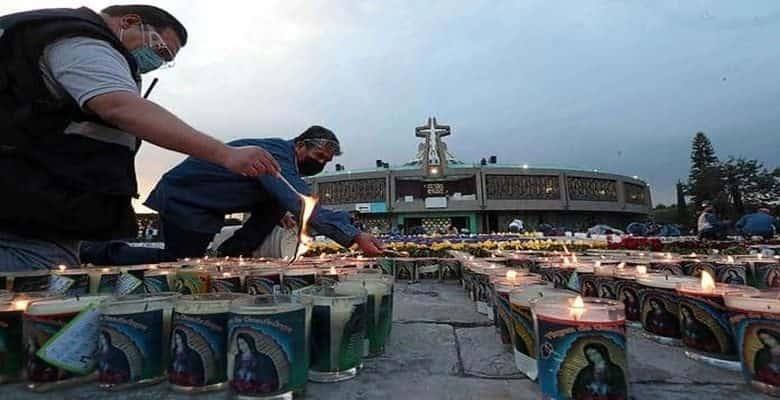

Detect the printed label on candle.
[
  {"left": 114, "top": 273, "right": 144, "bottom": 296},
  {"left": 282, "top": 274, "right": 316, "bottom": 294},
  {"left": 365, "top": 294, "right": 392, "bottom": 356},
  {"left": 0, "top": 309, "right": 24, "bottom": 378},
  {"left": 715, "top": 264, "right": 747, "bottom": 285},
  {"left": 749, "top": 262, "right": 780, "bottom": 289},
  {"left": 144, "top": 275, "right": 171, "bottom": 293},
  {"left": 37, "top": 304, "right": 101, "bottom": 374},
  {"left": 679, "top": 295, "right": 734, "bottom": 356},
  {"left": 24, "top": 312, "right": 78, "bottom": 382},
  {"left": 684, "top": 262, "right": 716, "bottom": 280},
  {"left": 246, "top": 275, "right": 281, "bottom": 296},
  {"left": 417, "top": 262, "right": 440, "bottom": 280},
  {"left": 510, "top": 302, "right": 537, "bottom": 379},
  {"left": 536, "top": 316, "right": 629, "bottom": 400},
  {"left": 639, "top": 287, "right": 681, "bottom": 339},
  {"left": 616, "top": 281, "right": 641, "bottom": 322},
  {"left": 48, "top": 275, "right": 75, "bottom": 295},
  {"left": 309, "top": 303, "right": 366, "bottom": 372},
  {"left": 597, "top": 279, "right": 618, "bottom": 300},
  {"left": 730, "top": 311, "right": 780, "bottom": 389},
  {"left": 227, "top": 308, "right": 307, "bottom": 396},
  {"left": 175, "top": 272, "right": 209, "bottom": 294},
  {"left": 170, "top": 311, "right": 228, "bottom": 387},
  {"left": 211, "top": 277, "right": 242, "bottom": 293},
  {"left": 97, "top": 273, "right": 120, "bottom": 294},
  {"left": 650, "top": 262, "right": 684, "bottom": 276},
  {"left": 542, "top": 268, "right": 572, "bottom": 289},
  {"left": 579, "top": 274, "right": 599, "bottom": 297},
  {"left": 13, "top": 274, "right": 49, "bottom": 293},
  {"left": 494, "top": 292, "right": 513, "bottom": 346},
  {"left": 98, "top": 309, "right": 164, "bottom": 384}
]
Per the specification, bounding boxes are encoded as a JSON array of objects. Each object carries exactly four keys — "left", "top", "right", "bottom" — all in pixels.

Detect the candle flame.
[
  {"left": 570, "top": 295, "right": 585, "bottom": 320},
  {"left": 148, "top": 265, "right": 158, "bottom": 270},
  {"left": 293, "top": 194, "right": 318, "bottom": 262},
  {"left": 223, "top": 272, "right": 231, "bottom": 278},
  {"left": 727, "top": 256, "right": 735, "bottom": 264},
  {"left": 329, "top": 266, "right": 337, "bottom": 275},
  {"left": 594, "top": 261, "right": 601, "bottom": 268},
  {"left": 563, "top": 256, "right": 571, "bottom": 266},
  {"left": 690, "top": 252, "right": 697, "bottom": 257},
  {"left": 713, "top": 249, "right": 720, "bottom": 255},
  {"left": 665, "top": 253, "right": 672, "bottom": 259},
  {"left": 701, "top": 271, "right": 716, "bottom": 291},
  {"left": 571, "top": 253, "right": 578, "bottom": 263},
  {"left": 617, "top": 262, "right": 625, "bottom": 270},
  {"left": 636, "top": 265, "right": 647, "bottom": 275},
  {"left": 102, "top": 268, "right": 110, "bottom": 273},
  {"left": 506, "top": 270, "right": 517, "bottom": 281},
  {"left": 639, "top": 252, "right": 645, "bottom": 257},
  {"left": 758, "top": 253, "right": 764, "bottom": 259},
  {"left": 57, "top": 264, "right": 66, "bottom": 271},
  {"left": 320, "top": 253, "right": 326, "bottom": 259},
  {"left": 204, "top": 255, "right": 209, "bottom": 260}
]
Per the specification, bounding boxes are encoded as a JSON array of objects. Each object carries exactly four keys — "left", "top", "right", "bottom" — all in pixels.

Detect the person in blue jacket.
[
  {"left": 82, "top": 126, "right": 383, "bottom": 264},
  {"left": 736, "top": 208, "right": 778, "bottom": 240}
]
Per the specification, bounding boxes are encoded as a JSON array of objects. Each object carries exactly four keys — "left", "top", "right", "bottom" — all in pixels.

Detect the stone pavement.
[{"left": 1, "top": 281, "right": 773, "bottom": 399}]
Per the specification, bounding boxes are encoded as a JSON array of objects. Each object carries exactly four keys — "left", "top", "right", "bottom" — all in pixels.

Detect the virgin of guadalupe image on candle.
[
  {"left": 642, "top": 297, "right": 679, "bottom": 337},
  {"left": 599, "top": 284, "right": 616, "bottom": 300},
  {"left": 581, "top": 280, "right": 597, "bottom": 298},
  {"left": 169, "top": 329, "right": 209, "bottom": 386},
  {"left": 618, "top": 289, "right": 639, "bottom": 322},
  {"left": 765, "top": 269, "right": 780, "bottom": 289},
  {"left": 559, "top": 339, "right": 628, "bottom": 400},
  {"left": 230, "top": 331, "right": 290, "bottom": 395},
  {"left": 679, "top": 304, "right": 723, "bottom": 354},
  {"left": 97, "top": 330, "right": 135, "bottom": 384},
  {"left": 752, "top": 329, "right": 780, "bottom": 386}
]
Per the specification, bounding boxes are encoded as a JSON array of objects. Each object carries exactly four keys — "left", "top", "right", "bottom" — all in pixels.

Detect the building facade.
[{"left": 307, "top": 117, "right": 651, "bottom": 234}]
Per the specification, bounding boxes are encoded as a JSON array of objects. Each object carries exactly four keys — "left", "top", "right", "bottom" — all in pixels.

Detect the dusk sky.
[{"left": 5, "top": 1, "right": 780, "bottom": 211}]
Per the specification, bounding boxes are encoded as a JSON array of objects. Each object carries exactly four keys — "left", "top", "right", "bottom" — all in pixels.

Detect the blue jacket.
[
  {"left": 735, "top": 212, "right": 778, "bottom": 236},
  {"left": 144, "top": 138, "right": 359, "bottom": 246}
]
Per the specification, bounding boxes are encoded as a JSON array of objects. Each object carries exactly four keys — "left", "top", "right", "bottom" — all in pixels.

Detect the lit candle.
[
  {"left": 98, "top": 293, "right": 179, "bottom": 390},
  {"left": 297, "top": 282, "right": 368, "bottom": 382},
  {"left": 676, "top": 272, "right": 758, "bottom": 367},
  {"left": 0, "top": 292, "right": 58, "bottom": 384},
  {"left": 724, "top": 289, "right": 780, "bottom": 396},
  {"left": 174, "top": 269, "right": 210, "bottom": 294},
  {"left": 636, "top": 273, "right": 698, "bottom": 345},
  {"left": 49, "top": 267, "right": 91, "bottom": 296},
  {"left": 170, "top": 293, "right": 247, "bottom": 393},
  {"left": 24, "top": 295, "right": 109, "bottom": 391},
  {"left": 1, "top": 270, "right": 50, "bottom": 293},
  {"left": 88, "top": 267, "right": 120, "bottom": 294},
  {"left": 209, "top": 270, "right": 244, "bottom": 293},
  {"left": 144, "top": 269, "right": 175, "bottom": 293},
  {"left": 282, "top": 268, "right": 318, "bottom": 293},
  {"left": 532, "top": 296, "right": 628, "bottom": 399},
  {"left": 491, "top": 274, "right": 544, "bottom": 348}
]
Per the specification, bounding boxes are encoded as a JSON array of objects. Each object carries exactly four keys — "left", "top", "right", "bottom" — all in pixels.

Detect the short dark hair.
[
  {"left": 102, "top": 5, "right": 188, "bottom": 46},
  {"left": 293, "top": 125, "right": 341, "bottom": 155}
]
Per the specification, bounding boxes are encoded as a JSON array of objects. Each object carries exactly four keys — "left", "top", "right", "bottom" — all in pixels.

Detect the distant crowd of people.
[{"left": 697, "top": 203, "right": 778, "bottom": 240}]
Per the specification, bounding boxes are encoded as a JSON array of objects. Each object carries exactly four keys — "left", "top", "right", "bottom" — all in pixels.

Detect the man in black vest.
[{"left": 0, "top": 5, "right": 280, "bottom": 271}]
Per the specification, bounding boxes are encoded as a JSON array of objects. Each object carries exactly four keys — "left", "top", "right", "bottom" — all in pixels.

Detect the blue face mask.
[{"left": 132, "top": 46, "right": 164, "bottom": 74}]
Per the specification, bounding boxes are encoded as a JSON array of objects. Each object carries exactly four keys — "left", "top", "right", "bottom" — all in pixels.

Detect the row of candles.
[
  {"left": 0, "top": 261, "right": 394, "bottom": 399},
  {"left": 452, "top": 250, "right": 780, "bottom": 399}
]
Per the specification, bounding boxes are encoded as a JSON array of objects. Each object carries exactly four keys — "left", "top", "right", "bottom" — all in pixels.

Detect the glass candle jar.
[
  {"left": 169, "top": 293, "right": 247, "bottom": 393},
  {"left": 297, "top": 282, "right": 367, "bottom": 383},
  {"left": 175, "top": 269, "right": 210, "bottom": 294},
  {"left": 228, "top": 295, "right": 309, "bottom": 399},
  {"left": 3, "top": 270, "right": 50, "bottom": 293},
  {"left": 0, "top": 292, "right": 58, "bottom": 384},
  {"left": 88, "top": 267, "right": 121, "bottom": 294},
  {"left": 282, "top": 268, "right": 318, "bottom": 294},
  {"left": 144, "top": 269, "right": 176, "bottom": 293},
  {"left": 532, "top": 296, "right": 628, "bottom": 400},
  {"left": 491, "top": 273, "right": 543, "bottom": 348},
  {"left": 24, "top": 295, "right": 109, "bottom": 392},
  {"left": 210, "top": 270, "right": 244, "bottom": 293},
  {"left": 49, "top": 267, "right": 90, "bottom": 296},
  {"left": 725, "top": 290, "right": 780, "bottom": 397},
  {"left": 98, "top": 293, "right": 179, "bottom": 390},
  {"left": 637, "top": 273, "right": 697, "bottom": 345},
  {"left": 342, "top": 278, "right": 392, "bottom": 357},
  {"left": 508, "top": 284, "right": 573, "bottom": 380},
  {"left": 246, "top": 269, "right": 283, "bottom": 296}
]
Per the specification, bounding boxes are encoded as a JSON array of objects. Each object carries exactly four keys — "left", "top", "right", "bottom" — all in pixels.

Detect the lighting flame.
[
  {"left": 13, "top": 299, "right": 31, "bottom": 311},
  {"left": 701, "top": 271, "right": 716, "bottom": 292},
  {"left": 506, "top": 270, "right": 518, "bottom": 281},
  {"left": 293, "top": 195, "right": 319, "bottom": 262},
  {"left": 570, "top": 296, "right": 586, "bottom": 320},
  {"left": 636, "top": 265, "right": 647, "bottom": 275}
]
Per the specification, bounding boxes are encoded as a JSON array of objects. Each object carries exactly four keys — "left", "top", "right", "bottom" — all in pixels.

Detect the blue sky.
[{"left": 5, "top": 1, "right": 780, "bottom": 210}]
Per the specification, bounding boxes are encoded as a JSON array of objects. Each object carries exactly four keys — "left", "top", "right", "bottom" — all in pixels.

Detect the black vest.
[{"left": 0, "top": 8, "right": 141, "bottom": 240}]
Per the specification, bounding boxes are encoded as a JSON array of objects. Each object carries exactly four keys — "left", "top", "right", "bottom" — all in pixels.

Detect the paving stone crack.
[{"left": 395, "top": 320, "right": 494, "bottom": 328}]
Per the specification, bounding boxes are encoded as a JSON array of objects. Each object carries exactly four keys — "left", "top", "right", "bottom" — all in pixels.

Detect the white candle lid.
[
  {"left": 532, "top": 297, "right": 625, "bottom": 323},
  {"left": 637, "top": 273, "right": 697, "bottom": 289},
  {"left": 725, "top": 290, "right": 780, "bottom": 313}
]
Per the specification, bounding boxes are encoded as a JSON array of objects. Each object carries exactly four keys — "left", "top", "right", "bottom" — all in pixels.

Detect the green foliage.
[{"left": 687, "top": 132, "right": 722, "bottom": 207}]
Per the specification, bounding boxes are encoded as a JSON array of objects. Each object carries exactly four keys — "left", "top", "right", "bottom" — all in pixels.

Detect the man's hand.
[
  {"left": 222, "top": 146, "right": 281, "bottom": 177},
  {"left": 279, "top": 213, "right": 297, "bottom": 230},
  {"left": 353, "top": 232, "right": 384, "bottom": 257}
]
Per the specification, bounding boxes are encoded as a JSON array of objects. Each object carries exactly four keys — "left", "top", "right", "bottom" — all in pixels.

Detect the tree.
[
  {"left": 721, "top": 157, "right": 780, "bottom": 215},
  {"left": 676, "top": 180, "right": 689, "bottom": 224},
  {"left": 687, "top": 132, "right": 722, "bottom": 207}
]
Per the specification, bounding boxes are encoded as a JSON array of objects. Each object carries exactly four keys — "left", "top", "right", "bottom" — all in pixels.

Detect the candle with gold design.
[
  {"left": 245, "top": 269, "right": 282, "bottom": 295},
  {"left": 636, "top": 273, "right": 697, "bottom": 345},
  {"left": 490, "top": 271, "right": 543, "bottom": 348},
  {"left": 0, "top": 292, "right": 58, "bottom": 383}
]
